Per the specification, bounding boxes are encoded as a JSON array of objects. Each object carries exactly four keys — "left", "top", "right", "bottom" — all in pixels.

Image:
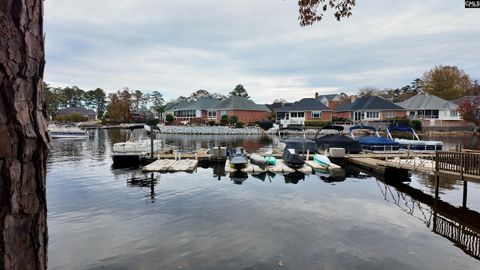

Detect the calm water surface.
[{"left": 47, "top": 130, "right": 480, "bottom": 270}]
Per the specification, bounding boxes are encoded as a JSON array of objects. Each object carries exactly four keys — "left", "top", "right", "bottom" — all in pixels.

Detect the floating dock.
[{"left": 143, "top": 159, "right": 198, "bottom": 172}]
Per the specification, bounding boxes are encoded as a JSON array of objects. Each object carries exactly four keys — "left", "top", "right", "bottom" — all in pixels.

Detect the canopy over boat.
[
  {"left": 387, "top": 126, "right": 415, "bottom": 133},
  {"left": 349, "top": 125, "right": 377, "bottom": 132},
  {"left": 357, "top": 136, "right": 400, "bottom": 146},
  {"left": 281, "top": 137, "right": 317, "bottom": 153}
]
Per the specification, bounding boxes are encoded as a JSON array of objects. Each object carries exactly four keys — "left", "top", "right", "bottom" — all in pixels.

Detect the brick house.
[
  {"left": 275, "top": 98, "right": 333, "bottom": 128},
  {"left": 170, "top": 98, "right": 221, "bottom": 123},
  {"left": 335, "top": 96, "right": 406, "bottom": 122},
  {"left": 397, "top": 94, "right": 466, "bottom": 127},
  {"left": 56, "top": 107, "right": 97, "bottom": 121},
  {"left": 213, "top": 96, "right": 270, "bottom": 124}
]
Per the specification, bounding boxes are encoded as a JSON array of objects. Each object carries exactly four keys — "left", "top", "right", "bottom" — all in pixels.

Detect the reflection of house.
[
  {"left": 56, "top": 107, "right": 97, "bottom": 121},
  {"left": 275, "top": 98, "right": 333, "bottom": 128},
  {"left": 315, "top": 93, "right": 343, "bottom": 109},
  {"left": 335, "top": 96, "right": 406, "bottom": 122},
  {"left": 396, "top": 94, "right": 463, "bottom": 126},
  {"left": 213, "top": 96, "right": 270, "bottom": 124}
]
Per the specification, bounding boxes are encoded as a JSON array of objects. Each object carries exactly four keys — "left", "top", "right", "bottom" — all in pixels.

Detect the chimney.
[
  {"left": 315, "top": 92, "right": 319, "bottom": 99},
  {"left": 350, "top": 95, "right": 357, "bottom": 103}
]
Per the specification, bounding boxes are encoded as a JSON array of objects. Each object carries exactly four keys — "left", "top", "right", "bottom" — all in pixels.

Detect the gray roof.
[
  {"left": 276, "top": 98, "right": 332, "bottom": 112},
  {"left": 174, "top": 98, "right": 221, "bottom": 110},
  {"left": 318, "top": 94, "right": 338, "bottom": 101},
  {"left": 336, "top": 96, "right": 404, "bottom": 112},
  {"left": 57, "top": 107, "right": 96, "bottom": 115},
  {"left": 396, "top": 94, "right": 458, "bottom": 110},
  {"left": 214, "top": 95, "right": 269, "bottom": 111}
]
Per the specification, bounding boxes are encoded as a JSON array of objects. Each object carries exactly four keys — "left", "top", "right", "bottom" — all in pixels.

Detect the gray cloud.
[{"left": 44, "top": 0, "right": 479, "bottom": 103}]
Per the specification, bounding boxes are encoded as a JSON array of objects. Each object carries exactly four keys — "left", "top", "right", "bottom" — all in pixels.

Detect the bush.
[
  {"left": 411, "top": 120, "right": 422, "bottom": 131},
  {"left": 257, "top": 120, "right": 273, "bottom": 130},
  {"left": 208, "top": 120, "right": 216, "bottom": 126},
  {"left": 304, "top": 120, "right": 330, "bottom": 127},
  {"left": 230, "top": 115, "right": 238, "bottom": 125},
  {"left": 146, "top": 118, "right": 159, "bottom": 126},
  {"left": 235, "top": 122, "right": 244, "bottom": 128},
  {"left": 55, "top": 113, "right": 87, "bottom": 123},
  {"left": 220, "top": 115, "right": 229, "bottom": 126},
  {"left": 165, "top": 114, "right": 174, "bottom": 123}
]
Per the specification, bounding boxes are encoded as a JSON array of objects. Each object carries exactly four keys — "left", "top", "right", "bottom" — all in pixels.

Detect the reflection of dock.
[
  {"left": 367, "top": 167, "right": 480, "bottom": 261},
  {"left": 223, "top": 159, "right": 315, "bottom": 174}
]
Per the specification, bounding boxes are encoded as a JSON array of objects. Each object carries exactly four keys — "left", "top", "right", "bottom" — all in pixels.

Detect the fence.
[{"left": 435, "top": 151, "right": 480, "bottom": 176}]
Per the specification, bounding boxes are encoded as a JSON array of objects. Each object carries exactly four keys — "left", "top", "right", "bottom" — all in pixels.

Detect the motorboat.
[
  {"left": 313, "top": 154, "right": 331, "bottom": 167},
  {"left": 314, "top": 126, "right": 362, "bottom": 153},
  {"left": 283, "top": 148, "right": 305, "bottom": 169},
  {"left": 229, "top": 147, "right": 248, "bottom": 169},
  {"left": 386, "top": 126, "right": 443, "bottom": 151},
  {"left": 48, "top": 123, "right": 92, "bottom": 139},
  {"left": 112, "top": 129, "right": 162, "bottom": 165},
  {"left": 281, "top": 137, "right": 317, "bottom": 154},
  {"left": 350, "top": 125, "right": 400, "bottom": 152}
]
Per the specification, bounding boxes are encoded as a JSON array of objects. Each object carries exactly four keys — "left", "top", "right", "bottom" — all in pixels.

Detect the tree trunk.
[{"left": 0, "top": 0, "right": 48, "bottom": 269}]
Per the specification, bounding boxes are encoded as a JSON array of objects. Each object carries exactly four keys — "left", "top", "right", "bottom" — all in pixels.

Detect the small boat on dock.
[
  {"left": 350, "top": 125, "right": 400, "bottom": 152},
  {"left": 229, "top": 147, "right": 248, "bottom": 170},
  {"left": 282, "top": 137, "right": 318, "bottom": 154},
  {"left": 386, "top": 126, "right": 443, "bottom": 151},
  {"left": 283, "top": 148, "right": 305, "bottom": 169},
  {"left": 250, "top": 153, "right": 267, "bottom": 169},
  {"left": 112, "top": 129, "right": 162, "bottom": 165}
]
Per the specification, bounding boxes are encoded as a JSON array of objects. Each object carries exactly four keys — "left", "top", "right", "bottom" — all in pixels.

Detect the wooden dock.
[{"left": 143, "top": 159, "right": 198, "bottom": 172}]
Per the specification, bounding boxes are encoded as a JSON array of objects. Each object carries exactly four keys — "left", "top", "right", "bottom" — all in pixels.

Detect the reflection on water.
[{"left": 46, "top": 130, "right": 480, "bottom": 270}]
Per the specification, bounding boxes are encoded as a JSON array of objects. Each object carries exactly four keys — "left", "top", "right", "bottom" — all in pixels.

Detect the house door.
[{"left": 354, "top": 112, "right": 362, "bottom": 121}]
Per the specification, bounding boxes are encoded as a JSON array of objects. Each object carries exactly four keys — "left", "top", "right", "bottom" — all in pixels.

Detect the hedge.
[{"left": 304, "top": 120, "right": 330, "bottom": 127}]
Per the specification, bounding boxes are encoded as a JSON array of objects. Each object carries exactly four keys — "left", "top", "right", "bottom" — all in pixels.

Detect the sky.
[{"left": 44, "top": 0, "right": 480, "bottom": 103}]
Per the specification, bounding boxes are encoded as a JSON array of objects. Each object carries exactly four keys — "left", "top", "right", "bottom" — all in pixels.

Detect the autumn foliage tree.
[
  {"left": 458, "top": 98, "right": 480, "bottom": 125},
  {"left": 421, "top": 65, "right": 473, "bottom": 100}
]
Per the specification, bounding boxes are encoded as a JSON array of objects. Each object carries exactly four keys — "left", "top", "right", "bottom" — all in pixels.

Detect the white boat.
[
  {"left": 112, "top": 130, "right": 162, "bottom": 165},
  {"left": 48, "top": 124, "right": 91, "bottom": 139},
  {"left": 386, "top": 126, "right": 442, "bottom": 151}
]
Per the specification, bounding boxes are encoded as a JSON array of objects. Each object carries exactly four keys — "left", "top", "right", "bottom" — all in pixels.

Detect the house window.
[
  {"left": 298, "top": 112, "right": 304, "bottom": 117},
  {"left": 450, "top": 110, "right": 458, "bottom": 117},
  {"left": 424, "top": 110, "right": 439, "bottom": 119},
  {"left": 385, "top": 112, "right": 395, "bottom": 118},
  {"left": 290, "top": 112, "right": 304, "bottom": 118},
  {"left": 291, "top": 112, "right": 297, "bottom": 117},
  {"left": 365, "top": 112, "right": 379, "bottom": 119},
  {"left": 208, "top": 110, "right": 217, "bottom": 119},
  {"left": 221, "top": 110, "right": 227, "bottom": 116},
  {"left": 312, "top": 111, "right": 322, "bottom": 118}
]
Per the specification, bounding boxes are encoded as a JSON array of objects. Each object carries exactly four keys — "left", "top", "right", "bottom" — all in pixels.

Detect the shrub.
[
  {"left": 208, "top": 120, "right": 216, "bottom": 126},
  {"left": 411, "top": 120, "right": 422, "bottom": 131},
  {"left": 146, "top": 118, "right": 159, "bottom": 126},
  {"left": 235, "top": 122, "right": 244, "bottom": 128},
  {"left": 220, "top": 115, "right": 229, "bottom": 126},
  {"left": 230, "top": 115, "right": 238, "bottom": 125},
  {"left": 304, "top": 120, "right": 330, "bottom": 127},
  {"left": 55, "top": 113, "right": 87, "bottom": 123},
  {"left": 165, "top": 114, "right": 174, "bottom": 123}
]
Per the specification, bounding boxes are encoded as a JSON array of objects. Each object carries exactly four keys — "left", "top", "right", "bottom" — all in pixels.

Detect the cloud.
[{"left": 44, "top": 0, "right": 480, "bottom": 103}]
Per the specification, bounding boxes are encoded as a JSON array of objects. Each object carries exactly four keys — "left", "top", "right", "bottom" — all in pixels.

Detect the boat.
[
  {"left": 229, "top": 147, "right": 248, "bottom": 169},
  {"left": 283, "top": 148, "right": 305, "bottom": 169},
  {"left": 250, "top": 153, "right": 267, "bottom": 169},
  {"left": 48, "top": 124, "right": 92, "bottom": 139},
  {"left": 281, "top": 137, "right": 317, "bottom": 154},
  {"left": 386, "top": 126, "right": 443, "bottom": 151},
  {"left": 112, "top": 129, "right": 162, "bottom": 165},
  {"left": 313, "top": 154, "right": 331, "bottom": 167},
  {"left": 350, "top": 125, "right": 400, "bottom": 152},
  {"left": 314, "top": 126, "right": 362, "bottom": 153}
]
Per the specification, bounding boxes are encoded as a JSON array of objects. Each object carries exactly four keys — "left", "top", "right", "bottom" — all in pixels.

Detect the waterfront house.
[
  {"left": 335, "top": 96, "right": 406, "bottom": 122},
  {"left": 213, "top": 96, "right": 270, "bottom": 124},
  {"left": 56, "top": 107, "right": 97, "bottom": 121},
  {"left": 396, "top": 94, "right": 464, "bottom": 127},
  {"left": 171, "top": 98, "right": 221, "bottom": 124},
  {"left": 275, "top": 98, "right": 333, "bottom": 128}
]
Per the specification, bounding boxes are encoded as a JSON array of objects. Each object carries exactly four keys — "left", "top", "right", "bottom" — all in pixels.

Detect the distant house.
[
  {"left": 315, "top": 93, "right": 343, "bottom": 109},
  {"left": 276, "top": 98, "right": 333, "bottom": 128},
  {"left": 213, "top": 96, "right": 270, "bottom": 124},
  {"left": 165, "top": 98, "right": 221, "bottom": 123},
  {"left": 335, "top": 96, "right": 406, "bottom": 122},
  {"left": 56, "top": 107, "right": 97, "bottom": 121},
  {"left": 396, "top": 94, "right": 463, "bottom": 126}
]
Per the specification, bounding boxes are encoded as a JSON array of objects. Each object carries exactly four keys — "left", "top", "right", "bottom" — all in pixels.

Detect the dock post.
[
  {"left": 463, "top": 181, "right": 468, "bottom": 208},
  {"left": 150, "top": 125, "right": 154, "bottom": 158}
]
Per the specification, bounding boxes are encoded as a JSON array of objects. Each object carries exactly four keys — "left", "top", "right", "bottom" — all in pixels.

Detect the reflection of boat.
[
  {"left": 229, "top": 171, "right": 248, "bottom": 185},
  {"left": 251, "top": 172, "right": 267, "bottom": 181},
  {"left": 48, "top": 124, "right": 92, "bottom": 139},
  {"left": 112, "top": 130, "right": 162, "bottom": 165},
  {"left": 284, "top": 171, "right": 305, "bottom": 184},
  {"left": 229, "top": 147, "right": 248, "bottom": 169},
  {"left": 350, "top": 125, "right": 400, "bottom": 152},
  {"left": 282, "top": 137, "right": 317, "bottom": 154},
  {"left": 250, "top": 153, "right": 267, "bottom": 169},
  {"left": 283, "top": 148, "right": 305, "bottom": 169},
  {"left": 314, "top": 126, "right": 362, "bottom": 153},
  {"left": 386, "top": 126, "right": 443, "bottom": 151}
]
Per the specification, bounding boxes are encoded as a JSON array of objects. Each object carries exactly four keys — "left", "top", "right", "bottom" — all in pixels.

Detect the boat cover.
[
  {"left": 315, "top": 134, "right": 362, "bottom": 153},
  {"left": 282, "top": 137, "right": 318, "bottom": 153},
  {"left": 357, "top": 136, "right": 400, "bottom": 146}
]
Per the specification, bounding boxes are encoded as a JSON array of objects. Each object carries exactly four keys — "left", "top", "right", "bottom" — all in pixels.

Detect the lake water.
[{"left": 47, "top": 129, "right": 480, "bottom": 270}]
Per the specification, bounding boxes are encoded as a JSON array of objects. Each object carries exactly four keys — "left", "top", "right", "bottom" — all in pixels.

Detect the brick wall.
[
  {"left": 381, "top": 110, "right": 406, "bottom": 120},
  {"left": 305, "top": 111, "right": 333, "bottom": 121},
  {"left": 333, "top": 111, "right": 351, "bottom": 120},
  {"left": 216, "top": 110, "right": 269, "bottom": 124}
]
